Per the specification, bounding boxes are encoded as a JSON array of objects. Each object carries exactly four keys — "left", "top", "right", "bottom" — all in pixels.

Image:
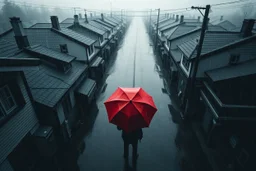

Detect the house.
[
  {"left": 177, "top": 19, "right": 256, "bottom": 117},
  {"left": 0, "top": 57, "right": 58, "bottom": 170},
  {"left": 199, "top": 58, "right": 256, "bottom": 171},
  {"left": 211, "top": 16, "right": 236, "bottom": 31},
  {"left": 0, "top": 17, "right": 98, "bottom": 142},
  {"left": 0, "top": 16, "right": 106, "bottom": 83},
  {"left": 67, "top": 15, "right": 110, "bottom": 64}
]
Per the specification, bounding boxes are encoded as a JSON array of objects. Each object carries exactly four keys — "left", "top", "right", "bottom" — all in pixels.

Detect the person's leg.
[
  {"left": 132, "top": 140, "right": 138, "bottom": 160},
  {"left": 123, "top": 141, "right": 129, "bottom": 158}
]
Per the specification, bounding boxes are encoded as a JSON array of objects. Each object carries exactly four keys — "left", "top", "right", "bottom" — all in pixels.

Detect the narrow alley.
[{"left": 76, "top": 17, "right": 210, "bottom": 171}]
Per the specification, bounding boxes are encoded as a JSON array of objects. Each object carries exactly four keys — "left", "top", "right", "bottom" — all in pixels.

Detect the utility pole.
[
  {"left": 181, "top": 5, "right": 211, "bottom": 119},
  {"left": 155, "top": 8, "right": 160, "bottom": 49}
]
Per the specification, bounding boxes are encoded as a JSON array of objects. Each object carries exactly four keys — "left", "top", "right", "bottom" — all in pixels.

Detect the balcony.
[{"left": 200, "top": 81, "right": 256, "bottom": 121}]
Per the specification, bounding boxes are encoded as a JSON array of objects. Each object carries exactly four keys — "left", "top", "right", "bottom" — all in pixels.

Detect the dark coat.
[{"left": 117, "top": 126, "right": 143, "bottom": 143}]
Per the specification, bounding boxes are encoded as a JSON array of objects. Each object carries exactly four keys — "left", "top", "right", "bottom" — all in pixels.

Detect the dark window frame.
[{"left": 60, "top": 44, "right": 68, "bottom": 54}]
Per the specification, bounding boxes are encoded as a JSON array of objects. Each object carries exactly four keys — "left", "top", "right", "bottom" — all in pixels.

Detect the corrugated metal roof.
[
  {"left": 104, "top": 18, "right": 118, "bottom": 27},
  {"left": 24, "top": 61, "right": 86, "bottom": 107},
  {"left": 170, "top": 49, "right": 183, "bottom": 62},
  {"left": 61, "top": 18, "right": 86, "bottom": 24},
  {"left": 76, "top": 78, "right": 96, "bottom": 96},
  {"left": 0, "top": 39, "right": 20, "bottom": 57},
  {"left": 158, "top": 19, "right": 176, "bottom": 29},
  {"left": 30, "top": 23, "right": 72, "bottom": 28},
  {"left": 27, "top": 45, "right": 76, "bottom": 63},
  {"left": 57, "top": 28, "right": 96, "bottom": 46},
  {"left": 206, "top": 59, "right": 256, "bottom": 82}
]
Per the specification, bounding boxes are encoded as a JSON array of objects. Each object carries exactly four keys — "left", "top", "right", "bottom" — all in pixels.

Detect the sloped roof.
[
  {"left": 168, "top": 25, "right": 198, "bottom": 40},
  {"left": 61, "top": 18, "right": 86, "bottom": 24},
  {"left": 0, "top": 39, "right": 20, "bottom": 57},
  {"left": 206, "top": 59, "right": 256, "bottom": 82},
  {"left": 178, "top": 38, "right": 198, "bottom": 58},
  {"left": 79, "top": 22, "right": 106, "bottom": 35},
  {"left": 55, "top": 28, "right": 96, "bottom": 46},
  {"left": 94, "top": 19, "right": 114, "bottom": 29},
  {"left": 217, "top": 20, "right": 236, "bottom": 31},
  {"left": 26, "top": 45, "right": 76, "bottom": 63},
  {"left": 103, "top": 18, "right": 118, "bottom": 27},
  {"left": 178, "top": 31, "right": 245, "bottom": 59},
  {"left": 24, "top": 61, "right": 86, "bottom": 107},
  {"left": 89, "top": 20, "right": 112, "bottom": 32},
  {"left": 30, "top": 23, "right": 72, "bottom": 28},
  {"left": 160, "top": 22, "right": 181, "bottom": 32},
  {"left": 69, "top": 26, "right": 98, "bottom": 41}
]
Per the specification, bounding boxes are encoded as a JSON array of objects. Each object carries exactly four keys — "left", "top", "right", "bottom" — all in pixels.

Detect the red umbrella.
[{"left": 104, "top": 87, "right": 157, "bottom": 132}]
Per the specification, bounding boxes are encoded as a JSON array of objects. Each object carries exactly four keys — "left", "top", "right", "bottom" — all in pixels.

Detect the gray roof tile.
[
  {"left": 206, "top": 59, "right": 256, "bottom": 82},
  {"left": 27, "top": 45, "right": 76, "bottom": 63},
  {"left": 30, "top": 23, "right": 72, "bottom": 28},
  {"left": 79, "top": 23, "right": 106, "bottom": 35},
  {"left": 178, "top": 31, "right": 244, "bottom": 59},
  {"left": 57, "top": 28, "right": 96, "bottom": 46},
  {"left": 24, "top": 61, "right": 86, "bottom": 107},
  {"left": 0, "top": 39, "right": 20, "bottom": 57}
]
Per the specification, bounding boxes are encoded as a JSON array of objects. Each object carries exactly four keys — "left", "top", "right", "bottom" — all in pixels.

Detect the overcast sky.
[{"left": 11, "top": 0, "right": 254, "bottom": 10}]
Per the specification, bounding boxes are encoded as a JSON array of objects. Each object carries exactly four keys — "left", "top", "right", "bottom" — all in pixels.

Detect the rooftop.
[{"left": 30, "top": 23, "right": 72, "bottom": 29}]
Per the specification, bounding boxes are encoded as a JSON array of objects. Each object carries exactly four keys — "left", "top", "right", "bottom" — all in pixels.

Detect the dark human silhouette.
[{"left": 117, "top": 126, "right": 143, "bottom": 161}]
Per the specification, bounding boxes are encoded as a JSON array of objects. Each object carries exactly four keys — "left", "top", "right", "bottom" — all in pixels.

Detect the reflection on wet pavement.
[{"left": 76, "top": 18, "right": 211, "bottom": 171}]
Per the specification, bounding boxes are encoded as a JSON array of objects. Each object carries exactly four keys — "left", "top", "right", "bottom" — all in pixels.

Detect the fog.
[{"left": 0, "top": 0, "right": 255, "bottom": 33}]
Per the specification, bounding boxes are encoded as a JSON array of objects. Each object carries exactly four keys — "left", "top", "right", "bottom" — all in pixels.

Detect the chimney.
[
  {"left": 84, "top": 13, "right": 88, "bottom": 23},
  {"left": 50, "top": 16, "right": 60, "bottom": 30},
  {"left": 10, "top": 17, "right": 30, "bottom": 49},
  {"left": 101, "top": 13, "right": 104, "bottom": 21},
  {"left": 90, "top": 13, "right": 93, "bottom": 18},
  {"left": 180, "top": 15, "right": 184, "bottom": 23},
  {"left": 74, "top": 15, "right": 79, "bottom": 25},
  {"left": 175, "top": 15, "right": 179, "bottom": 22},
  {"left": 197, "top": 16, "right": 201, "bottom": 22},
  {"left": 220, "top": 16, "right": 223, "bottom": 21},
  {"left": 79, "top": 13, "right": 82, "bottom": 19},
  {"left": 240, "top": 19, "right": 255, "bottom": 37}
]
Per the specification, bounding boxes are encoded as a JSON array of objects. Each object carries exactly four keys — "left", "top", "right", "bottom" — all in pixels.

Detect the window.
[
  {"left": 229, "top": 54, "right": 240, "bottom": 65},
  {"left": 62, "top": 95, "right": 72, "bottom": 118},
  {"left": 0, "top": 85, "right": 17, "bottom": 119},
  {"left": 60, "top": 44, "right": 68, "bottom": 54},
  {"left": 182, "top": 55, "right": 190, "bottom": 71},
  {"left": 63, "top": 63, "right": 72, "bottom": 73}
]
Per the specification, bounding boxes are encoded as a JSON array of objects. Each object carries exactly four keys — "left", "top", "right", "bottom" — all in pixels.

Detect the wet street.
[{"left": 77, "top": 18, "right": 210, "bottom": 171}]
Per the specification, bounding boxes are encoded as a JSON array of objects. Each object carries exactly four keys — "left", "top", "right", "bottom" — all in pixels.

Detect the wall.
[
  {"left": 0, "top": 72, "right": 38, "bottom": 164},
  {"left": 197, "top": 40, "right": 256, "bottom": 78},
  {"left": 0, "top": 159, "right": 13, "bottom": 171}
]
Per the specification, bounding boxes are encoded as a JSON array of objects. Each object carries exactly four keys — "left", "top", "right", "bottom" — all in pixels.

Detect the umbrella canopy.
[{"left": 104, "top": 87, "right": 157, "bottom": 132}]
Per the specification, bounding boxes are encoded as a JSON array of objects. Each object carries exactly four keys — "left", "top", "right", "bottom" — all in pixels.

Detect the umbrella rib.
[{"left": 133, "top": 100, "right": 157, "bottom": 110}]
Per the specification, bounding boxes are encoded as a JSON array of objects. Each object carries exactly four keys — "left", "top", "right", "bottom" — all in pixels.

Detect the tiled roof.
[
  {"left": 79, "top": 23, "right": 106, "bottom": 35},
  {"left": 168, "top": 25, "right": 198, "bottom": 40},
  {"left": 216, "top": 20, "right": 236, "bottom": 31},
  {"left": 178, "top": 38, "right": 198, "bottom": 58},
  {"left": 26, "top": 45, "right": 76, "bottom": 63},
  {"left": 160, "top": 22, "right": 180, "bottom": 32},
  {"left": 94, "top": 19, "right": 114, "bottom": 29},
  {"left": 206, "top": 59, "right": 256, "bottom": 82},
  {"left": 61, "top": 18, "right": 86, "bottom": 24},
  {"left": 0, "top": 28, "right": 93, "bottom": 51},
  {"left": 24, "top": 61, "right": 86, "bottom": 107},
  {"left": 159, "top": 20, "right": 176, "bottom": 29},
  {"left": 69, "top": 26, "right": 98, "bottom": 41},
  {"left": 89, "top": 21, "right": 112, "bottom": 32},
  {"left": 56, "top": 28, "right": 96, "bottom": 46},
  {"left": 178, "top": 31, "right": 245, "bottom": 59},
  {"left": 30, "top": 23, "right": 72, "bottom": 28},
  {"left": 104, "top": 18, "right": 118, "bottom": 27},
  {"left": 0, "top": 39, "right": 20, "bottom": 57}
]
